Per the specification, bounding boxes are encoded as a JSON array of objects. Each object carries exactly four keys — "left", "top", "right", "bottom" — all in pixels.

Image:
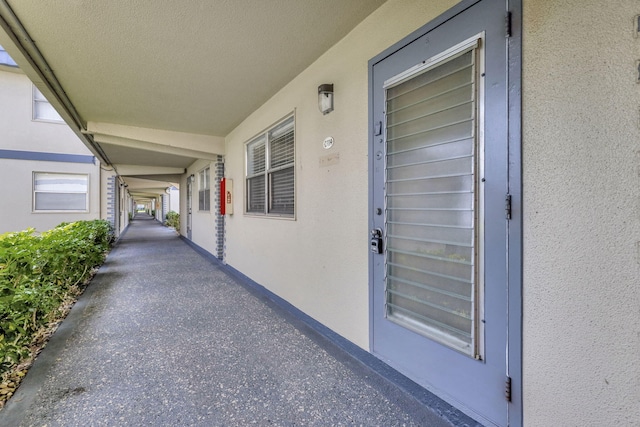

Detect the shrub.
[
  {"left": 0, "top": 220, "right": 113, "bottom": 375},
  {"left": 165, "top": 211, "right": 180, "bottom": 229}
]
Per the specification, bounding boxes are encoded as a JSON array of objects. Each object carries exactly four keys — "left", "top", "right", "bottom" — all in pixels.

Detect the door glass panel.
[{"left": 385, "top": 48, "right": 478, "bottom": 355}]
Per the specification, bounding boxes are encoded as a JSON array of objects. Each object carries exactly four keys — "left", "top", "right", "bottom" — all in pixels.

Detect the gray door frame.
[
  {"left": 367, "top": 1, "right": 522, "bottom": 425},
  {"left": 187, "top": 174, "right": 193, "bottom": 240}
]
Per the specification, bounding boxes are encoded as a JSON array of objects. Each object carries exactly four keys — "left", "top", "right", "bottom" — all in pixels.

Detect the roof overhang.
[{"left": 0, "top": 0, "right": 386, "bottom": 194}]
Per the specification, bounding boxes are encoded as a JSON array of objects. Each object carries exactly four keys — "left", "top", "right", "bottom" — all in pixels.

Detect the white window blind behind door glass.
[{"left": 384, "top": 45, "right": 480, "bottom": 355}]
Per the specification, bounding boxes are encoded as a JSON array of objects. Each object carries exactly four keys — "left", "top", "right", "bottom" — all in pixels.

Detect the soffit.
[
  {"left": 97, "top": 143, "right": 196, "bottom": 169},
  {"left": 4, "top": 0, "right": 385, "bottom": 137}
]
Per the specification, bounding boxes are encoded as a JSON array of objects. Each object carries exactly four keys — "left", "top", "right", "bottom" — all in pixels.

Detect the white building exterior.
[
  {"left": 0, "top": 59, "right": 102, "bottom": 233},
  {"left": 0, "top": 48, "right": 132, "bottom": 235}
]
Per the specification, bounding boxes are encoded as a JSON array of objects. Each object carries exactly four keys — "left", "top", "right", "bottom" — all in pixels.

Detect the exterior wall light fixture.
[{"left": 318, "top": 84, "right": 334, "bottom": 115}]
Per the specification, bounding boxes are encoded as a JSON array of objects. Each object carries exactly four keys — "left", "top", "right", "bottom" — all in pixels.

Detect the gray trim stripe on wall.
[{"left": 0, "top": 149, "right": 95, "bottom": 164}]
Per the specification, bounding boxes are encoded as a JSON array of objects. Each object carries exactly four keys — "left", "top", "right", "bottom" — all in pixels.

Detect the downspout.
[{"left": 0, "top": 0, "right": 114, "bottom": 169}]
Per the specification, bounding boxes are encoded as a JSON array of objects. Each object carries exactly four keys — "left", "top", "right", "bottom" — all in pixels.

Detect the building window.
[
  {"left": 33, "top": 85, "right": 64, "bottom": 123},
  {"left": 198, "top": 167, "right": 210, "bottom": 211},
  {"left": 0, "top": 44, "right": 18, "bottom": 67},
  {"left": 33, "top": 172, "right": 88, "bottom": 211},
  {"left": 245, "top": 116, "right": 295, "bottom": 217}
]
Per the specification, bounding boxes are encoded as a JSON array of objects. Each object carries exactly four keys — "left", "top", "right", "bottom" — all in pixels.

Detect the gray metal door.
[
  {"left": 186, "top": 175, "right": 193, "bottom": 240},
  {"left": 369, "top": 1, "right": 515, "bottom": 425}
]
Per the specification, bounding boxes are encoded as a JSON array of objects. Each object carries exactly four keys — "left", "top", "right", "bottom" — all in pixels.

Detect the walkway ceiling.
[{"left": 0, "top": 0, "right": 385, "bottom": 192}]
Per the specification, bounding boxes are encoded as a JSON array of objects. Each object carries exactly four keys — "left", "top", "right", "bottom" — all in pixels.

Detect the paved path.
[{"left": 0, "top": 215, "right": 457, "bottom": 426}]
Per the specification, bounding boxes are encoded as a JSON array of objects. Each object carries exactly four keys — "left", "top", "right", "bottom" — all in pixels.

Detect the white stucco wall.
[
  {"left": 0, "top": 70, "right": 100, "bottom": 233},
  {"left": 0, "top": 70, "right": 93, "bottom": 155},
  {"left": 522, "top": 1, "right": 640, "bottom": 425},
  {"left": 179, "top": 173, "right": 189, "bottom": 237},
  {"left": 169, "top": 187, "right": 180, "bottom": 214},
  {"left": 184, "top": 0, "right": 640, "bottom": 425},
  {"left": 0, "top": 158, "right": 100, "bottom": 233},
  {"left": 223, "top": 0, "right": 458, "bottom": 350},
  {"left": 184, "top": 159, "right": 218, "bottom": 255}
]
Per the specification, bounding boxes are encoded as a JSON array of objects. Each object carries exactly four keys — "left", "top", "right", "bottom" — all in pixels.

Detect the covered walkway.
[{"left": 0, "top": 216, "right": 461, "bottom": 426}]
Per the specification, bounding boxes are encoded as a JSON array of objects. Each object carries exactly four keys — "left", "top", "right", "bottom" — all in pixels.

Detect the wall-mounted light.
[{"left": 318, "top": 84, "right": 334, "bottom": 115}]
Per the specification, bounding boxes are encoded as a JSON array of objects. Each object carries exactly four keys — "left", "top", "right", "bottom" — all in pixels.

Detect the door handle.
[{"left": 371, "top": 228, "right": 383, "bottom": 254}]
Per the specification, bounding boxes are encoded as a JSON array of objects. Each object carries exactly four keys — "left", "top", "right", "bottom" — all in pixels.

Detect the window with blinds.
[
  {"left": 33, "top": 172, "right": 88, "bottom": 211},
  {"left": 246, "top": 116, "right": 295, "bottom": 217},
  {"left": 198, "top": 167, "right": 210, "bottom": 211},
  {"left": 0, "top": 44, "right": 18, "bottom": 67},
  {"left": 384, "top": 41, "right": 482, "bottom": 355},
  {"left": 33, "top": 85, "right": 64, "bottom": 123}
]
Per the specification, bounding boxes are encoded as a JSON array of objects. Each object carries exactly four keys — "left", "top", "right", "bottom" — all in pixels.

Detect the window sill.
[
  {"left": 243, "top": 213, "right": 296, "bottom": 221},
  {"left": 33, "top": 210, "right": 90, "bottom": 214},
  {"left": 31, "top": 118, "right": 65, "bottom": 124}
]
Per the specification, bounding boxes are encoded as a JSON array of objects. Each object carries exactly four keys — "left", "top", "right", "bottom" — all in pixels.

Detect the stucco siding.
[
  {"left": 0, "top": 71, "right": 93, "bottom": 155},
  {"left": 169, "top": 0, "right": 640, "bottom": 425},
  {"left": 0, "top": 158, "right": 100, "bottom": 233},
  {"left": 0, "top": 70, "right": 101, "bottom": 234},
  {"left": 223, "top": 0, "right": 459, "bottom": 351},
  {"left": 169, "top": 187, "right": 180, "bottom": 214},
  {"left": 522, "top": 0, "right": 640, "bottom": 425},
  {"left": 185, "top": 159, "right": 219, "bottom": 256}
]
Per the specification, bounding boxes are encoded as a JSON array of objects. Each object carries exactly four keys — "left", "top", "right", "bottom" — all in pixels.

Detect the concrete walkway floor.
[{"left": 0, "top": 215, "right": 470, "bottom": 427}]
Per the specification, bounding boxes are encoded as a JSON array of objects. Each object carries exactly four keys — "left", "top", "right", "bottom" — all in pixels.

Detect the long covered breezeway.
[
  {"left": 0, "top": 215, "right": 470, "bottom": 427},
  {"left": 2, "top": 1, "right": 640, "bottom": 425}
]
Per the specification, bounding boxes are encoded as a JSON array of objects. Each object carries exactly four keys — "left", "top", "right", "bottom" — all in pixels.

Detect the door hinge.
[
  {"left": 505, "top": 12, "right": 512, "bottom": 38},
  {"left": 505, "top": 376, "right": 512, "bottom": 402},
  {"left": 505, "top": 194, "right": 512, "bottom": 220}
]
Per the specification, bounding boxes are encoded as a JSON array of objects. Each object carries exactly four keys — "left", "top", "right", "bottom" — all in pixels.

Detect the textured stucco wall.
[
  {"left": 0, "top": 70, "right": 100, "bottom": 233},
  {"left": 176, "top": 1, "right": 640, "bottom": 424},
  {"left": 522, "top": 1, "right": 640, "bottom": 425},
  {"left": 0, "top": 158, "right": 100, "bottom": 233},
  {"left": 223, "top": 0, "right": 458, "bottom": 349},
  {"left": 169, "top": 187, "right": 180, "bottom": 214},
  {"left": 184, "top": 159, "right": 218, "bottom": 256},
  {"left": 0, "top": 71, "right": 93, "bottom": 154}
]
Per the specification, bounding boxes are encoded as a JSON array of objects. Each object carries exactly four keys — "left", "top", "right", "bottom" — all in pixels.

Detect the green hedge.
[
  {"left": 0, "top": 220, "right": 113, "bottom": 375},
  {"left": 165, "top": 211, "right": 179, "bottom": 229}
]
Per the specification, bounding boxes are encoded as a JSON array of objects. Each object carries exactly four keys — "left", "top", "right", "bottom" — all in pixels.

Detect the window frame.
[
  {"left": 244, "top": 115, "right": 295, "bottom": 218},
  {"left": 33, "top": 172, "right": 89, "bottom": 212},
  {"left": 198, "top": 166, "right": 211, "bottom": 212},
  {"left": 32, "top": 85, "right": 64, "bottom": 123},
  {"left": 0, "top": 44, "right": 18, "bottom": 67}
]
